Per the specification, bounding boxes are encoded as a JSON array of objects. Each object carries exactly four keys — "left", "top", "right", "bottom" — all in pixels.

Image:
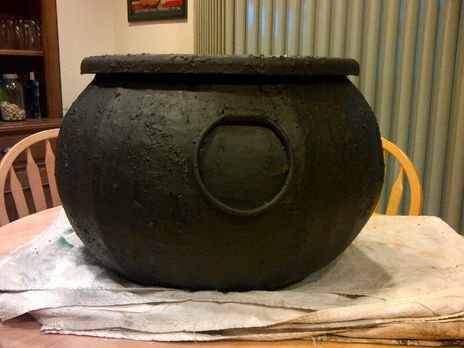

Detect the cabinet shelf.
[
  {"left": 0, "top": 49, "right": 44, "bottom": 57},
  {"left": 0, "top": 118, "right": 62, "bottom": 134}
]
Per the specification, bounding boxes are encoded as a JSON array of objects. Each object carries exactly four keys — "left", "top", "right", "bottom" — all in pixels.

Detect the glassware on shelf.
[
  {"left": 0, "top": 19, "right": 15, "bottom": 49},
  {"left": 0, "top": 74, "right": 26, "bottom": 121},
  {"left": 0, "top": 18, "right": 42, "bottom": 51},
  {"left": 22, "top": 20, "right": 42, "bottom": 51},
  {"left": 26, "top": 71, "right": 41, "bottom": 119},
  {"left": 0, "top": 21, "right": 5, "bottom": 49},
  {"left": 14, "top": 19, "right": 26, "bottom": 50},
  {"left": 32, "top": 20, "right": 42, "bottom": 50},
  {"left": 0, "top": 20, "right": 7, "bottom": 49},
  {"left": 23, "top": 20, "right": 34, "bottom": 50}
]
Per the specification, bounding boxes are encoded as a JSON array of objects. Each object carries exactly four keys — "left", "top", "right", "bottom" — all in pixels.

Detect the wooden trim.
[
  {"left": 0, "top": 49, "right": 44, "bottom": 56},
  {"left": 41, "top": 0, "right": 63, "bottom": 119}
]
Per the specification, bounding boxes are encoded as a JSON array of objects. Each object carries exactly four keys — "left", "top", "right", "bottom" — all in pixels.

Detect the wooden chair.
[
  {"left": 0, "top": 128, "right": 61, "bottom": 225},
  {"left": 379, "top": 137, "right": 423, "bottom": 216}
]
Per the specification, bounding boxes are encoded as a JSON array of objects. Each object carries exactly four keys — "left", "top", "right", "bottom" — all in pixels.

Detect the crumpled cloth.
[{"left": 1, "top": 209, "right": 463, "bottom": 346}]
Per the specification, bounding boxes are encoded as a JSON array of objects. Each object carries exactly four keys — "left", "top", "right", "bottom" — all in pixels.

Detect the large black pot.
[{"left": 56, "top": 55, "right": 384, "bottom": 291}]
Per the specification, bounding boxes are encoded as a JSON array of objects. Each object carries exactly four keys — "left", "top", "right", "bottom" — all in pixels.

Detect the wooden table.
[{"left": 0, "top": 207, "right": 425, "bottom": 348}]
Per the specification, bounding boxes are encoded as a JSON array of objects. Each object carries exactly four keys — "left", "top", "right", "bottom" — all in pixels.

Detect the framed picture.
[{"left": 127, "top": 0, "right": 187, "bottom": 22}]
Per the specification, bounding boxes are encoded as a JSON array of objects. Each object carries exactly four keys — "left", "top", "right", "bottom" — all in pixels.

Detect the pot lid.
[{"left": 81, "top": 54, "right": 359, "bottom": 76}]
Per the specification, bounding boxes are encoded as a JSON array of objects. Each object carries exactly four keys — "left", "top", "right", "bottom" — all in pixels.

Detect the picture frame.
[{"left": 127, "top": 0, "right": 187, "bottom": 22}]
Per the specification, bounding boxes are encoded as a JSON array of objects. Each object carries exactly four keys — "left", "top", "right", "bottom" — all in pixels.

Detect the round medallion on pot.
[{"left": 55, "top": 54, "right": 384, "bottom": 291}]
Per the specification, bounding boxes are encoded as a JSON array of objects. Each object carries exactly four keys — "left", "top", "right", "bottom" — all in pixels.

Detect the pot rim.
[{"left": 81, "top": 54, "right": 359, "bottom": 77}]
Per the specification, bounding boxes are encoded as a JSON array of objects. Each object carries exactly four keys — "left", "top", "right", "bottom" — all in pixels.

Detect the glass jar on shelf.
[
  {"left": 0, "top": 19, "right": 15, "bottom": 49},
  {"left": 0, "top": 19, "right": 8, "bottom": 49},
  {"left": 0, "top": 74, "right": 26, "bottom": 121},
  {"left": 14, "top": 19, "right": 26, "bottom": 50},
  {"left": 30, "top": 20, "right": 42, "bottom": 50}
]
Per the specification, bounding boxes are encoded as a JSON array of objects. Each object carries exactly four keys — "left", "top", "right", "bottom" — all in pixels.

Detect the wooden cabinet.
[
  {"left": 0, "top": 0, "right": 62, "bottom": 121},
  {"left": 0, "top": 0, "right": 62, "bottom": 221}
]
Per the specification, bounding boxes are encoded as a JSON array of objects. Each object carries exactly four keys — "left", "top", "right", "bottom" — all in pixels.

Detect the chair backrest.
[
  {"left": 0, "top": 128, "right": 61, "bottom": 225},
  {"left": 379, "top": 137, "right": 423, "bottom": 216}
]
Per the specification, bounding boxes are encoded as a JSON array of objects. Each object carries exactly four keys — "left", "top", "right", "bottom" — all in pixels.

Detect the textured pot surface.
[{"left": 56, "top": 54, "right": 384, "bottom": 291}]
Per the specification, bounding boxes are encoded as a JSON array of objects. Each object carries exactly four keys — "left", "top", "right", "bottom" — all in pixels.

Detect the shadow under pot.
[{"left": 55, "top": 54, "right": 384, "bottom": 291}]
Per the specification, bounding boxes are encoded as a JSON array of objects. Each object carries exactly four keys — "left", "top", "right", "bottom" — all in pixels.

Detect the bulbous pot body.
[{"left": 56, "top": 55, "right": 384, "bottom": 291}]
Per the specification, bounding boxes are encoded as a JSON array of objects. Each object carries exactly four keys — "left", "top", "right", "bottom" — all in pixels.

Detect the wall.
[
  {"left": 56, "top": 0, "right": 115, "bottom": 110},
  {"left": 112, "top": 0, "right": 194, "bottom": 54},
  {"left": 57, "top": 0, "right": 195, "bottom": 109}
]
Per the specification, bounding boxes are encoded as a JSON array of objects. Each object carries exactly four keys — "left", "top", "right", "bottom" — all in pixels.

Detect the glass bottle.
[
  {"left": 0, "top": 74, "right": 26, "bottom": 121},
  {"left": 26, "top": 71, "right": 41, "bottom": 118}
]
